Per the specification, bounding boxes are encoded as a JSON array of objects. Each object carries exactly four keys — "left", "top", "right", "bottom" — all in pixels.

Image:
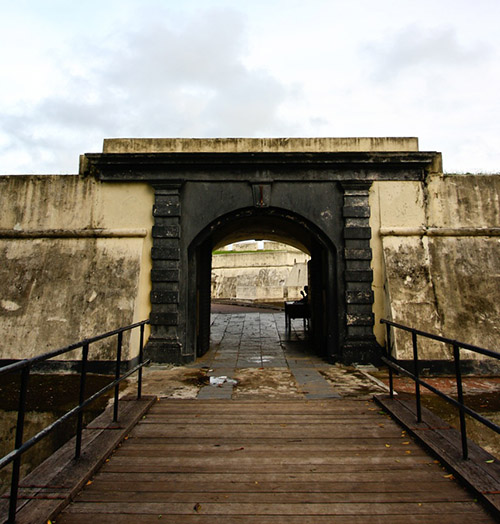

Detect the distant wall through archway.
[{"left": 187, "top": 206, "right": 339, "bottom": 360}]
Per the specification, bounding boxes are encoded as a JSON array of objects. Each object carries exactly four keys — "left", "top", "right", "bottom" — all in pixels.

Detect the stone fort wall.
[
  {"left": 212, "top": 241, "right": 309, "bottom": 303},
  {"left": 0, "top": 175, "right": 154, "bottom": 362},
  {"left": 0, "top": 163, "right": 498, "bottom": 366},
  {"left": 371, "top": 175, "right": 500, "bottom": 365}
]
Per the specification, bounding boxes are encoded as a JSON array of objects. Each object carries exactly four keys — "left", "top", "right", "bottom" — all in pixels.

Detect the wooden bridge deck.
[{"left": 56, "top": 399, "right": 495, "bottom": 523}]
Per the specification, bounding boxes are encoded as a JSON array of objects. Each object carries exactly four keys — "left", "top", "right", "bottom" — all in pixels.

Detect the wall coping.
[{"left": 103, "top": 137, "right": 420, "bottom": 154}]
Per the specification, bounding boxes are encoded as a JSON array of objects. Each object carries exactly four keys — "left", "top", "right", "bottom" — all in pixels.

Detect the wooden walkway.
[{"left": 56, "top": 399, "right": 495, "bottom": 523}]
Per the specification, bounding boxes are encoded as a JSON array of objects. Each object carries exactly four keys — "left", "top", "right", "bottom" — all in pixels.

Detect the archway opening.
[
  {"left": 211, "top": 239, "right": 310, "bottom": 308},
  {"left": 187, "top": 207, "right": 340, "bottom": 362}
]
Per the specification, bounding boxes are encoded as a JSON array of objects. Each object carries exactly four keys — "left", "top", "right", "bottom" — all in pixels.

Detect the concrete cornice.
[
  {"left": 0, "top": 228, "right": 148, "bottom": 238},
  {"left": 81, "top": 151, "right": 440, "bottom": 183},
  {"left": 379, "top": 227, "right": 500, "bottom": 237}
]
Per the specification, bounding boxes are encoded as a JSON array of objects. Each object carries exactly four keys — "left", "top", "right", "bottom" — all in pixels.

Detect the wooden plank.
[
  {"left": 78, "top": 469, "right": 465, "bottom": 483},
  {"left": 126, "top": 429, "right": 401, "bottom": 440},
  {"left": 100, "top": 464, "right": 435, "bottom": 475},
  {"left": 54, "top": 398, "right": 495, "bottom": 523},
  {"left": 83, "top": 473, "right": 463, "bottom": 494},
  {"left": 74, "top": 489, "right": 474, "bottom": 504},
  {"left": 1, "top": 396, "right": 156, "bottom": 524},
  {"left": 53, "top": 500, "right": 488, "bottom": 515},
  {"left": 55, "top": 512, "right": 495, "bottom": 524},
  {"left": 148, "top": 402, "right": 380, "bottom": 411},
  {"left": 375, "top": 394, "right": 500, "bottom": 520},
  {"left": 110, "top": 451, "right": 430, "bottom": 463},
  {"left": 142, "top": 414, "right": 384, "bottom": 422},
  {"left": 117, "top": 447, "right": 428, "bottom": 458},
  {"left": 150, "top": 400, "right": 384, "bottom": 408},
  {"left": 107, "top": 457, "right": 432, "bottom": 473},
  {"left": 119, "top": 437, "right": 412, "bottom": 450},
  {"left": 149, "top": 402, "right": 378, "bottom": 413},
  {"left": 83, "top": 479, "right": 462, "bottom": 494}
]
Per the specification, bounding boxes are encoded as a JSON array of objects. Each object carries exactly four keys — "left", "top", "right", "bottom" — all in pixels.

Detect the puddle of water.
[
  {"left": 181, "top": 369, "right": 210, "bottom": 387},
  {"left": 0, "top": 373, "right": 126, "bottom": 494}
]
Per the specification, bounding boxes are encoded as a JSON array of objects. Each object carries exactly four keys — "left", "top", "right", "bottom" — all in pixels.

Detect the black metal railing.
[
  {"left": 0, "top": 320, "right": 150, "bottom": 524},
  {"left": 381, "top": 319, "right": 500, "bottom": 461}
]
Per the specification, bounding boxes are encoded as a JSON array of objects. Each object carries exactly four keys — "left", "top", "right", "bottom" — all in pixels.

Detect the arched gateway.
[{"left": 83, "top": 138, "right": 440, "bottom": 365}]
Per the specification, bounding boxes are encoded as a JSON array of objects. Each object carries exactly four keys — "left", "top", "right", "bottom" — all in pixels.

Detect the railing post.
[
  {"left": 75, "top": 342, "right": 89, "bottom": 459},
  {"left": 8, "top": 365, "right": 30, "bottom": 523},
  {"left": 453, "top": 344, "right": 468, "bottom": 459},
  {"left": 113, "top": 331, "right": 123, "bottom": 422},
  {"left": 412, "top": 331, "right": 422, "bottom": 423},
  {"left": 385, "top": 322, "right": 394, "bottom": 399},
  {"left": 138, "top": 324, "right": 145, "bottom": 400}
]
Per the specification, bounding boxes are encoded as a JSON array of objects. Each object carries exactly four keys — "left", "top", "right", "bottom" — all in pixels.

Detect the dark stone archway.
[
  {"left": 83, "top": 141, "right": 438, "bottom": 365},
  {"left": 186, "top": 206, "right": 339, "bottom": 362}
]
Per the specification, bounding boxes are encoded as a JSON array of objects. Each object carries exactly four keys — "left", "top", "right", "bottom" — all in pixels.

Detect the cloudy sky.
[{"left": 1, "top": 0, "right": 499, "bottom": 174}]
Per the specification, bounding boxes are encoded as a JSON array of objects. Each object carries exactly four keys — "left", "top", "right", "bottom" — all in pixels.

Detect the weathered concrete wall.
[
  {"left": 1, "top": 140, "right": 498, "bottom": 368},
  {"left": 212, "top": 241, "right": 309, "bottom": 302},
  {"left": 370, "top": 175, "right": 500, "bottom": 363},
  {"left": 0, "top": 175, "right": 154, "bottom": 362}
]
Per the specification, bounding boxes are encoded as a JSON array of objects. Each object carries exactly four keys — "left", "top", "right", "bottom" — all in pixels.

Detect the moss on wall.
[
  {"left": 0, "top": 176, "right": 154, "bottom": 362},
  {"left": 371, "top": 175, "right": 500, "bottom": 362}
]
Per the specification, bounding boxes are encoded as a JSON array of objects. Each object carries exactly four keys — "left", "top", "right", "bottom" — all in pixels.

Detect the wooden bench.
[{"left": 284, "top": 301, "right": 310, "bottom": 331}]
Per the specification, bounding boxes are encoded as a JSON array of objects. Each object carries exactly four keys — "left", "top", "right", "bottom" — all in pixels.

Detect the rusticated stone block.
[
  {"left": 344, "top": 227, "right": 372, "bottom": 239},
  {"left": 346, "top": 289, "right": 374, "bottom": 304},
  {"left": 345, "top": 259, "right": 371, "bottom": 271},
  {"left": 149, "top": 312, "right": 178, "bottom": 325},
  {"left": 152, "top": 225, "right": 180, "bottom": 238},
  {"left": 344, "top": 248, "right": 372, "bottom": 260},
  {"left": 151, "top": 269, "right": 179, "bottom": 282},
  {"left": 345, "top": 270, "right": 373, "bottom": 281},
  {"left": 153, "top": 203, "right": 181, "bottom": 217},
  {"left": 151, "top": 290, "right": 178, "bottom": 304},
  {"left": 346, "top": 313, "right": 374, "bottom": 326},
  {"left": 151, "top": 247, "right": 180, "bottom": 260},
  {"left": 343, "top": 206, "right": 370, "bottom": 218}
]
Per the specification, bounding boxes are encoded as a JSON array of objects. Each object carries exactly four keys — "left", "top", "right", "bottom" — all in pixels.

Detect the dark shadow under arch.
[{"left": 187, "top": 206, "right": 341, "bottom": 361}]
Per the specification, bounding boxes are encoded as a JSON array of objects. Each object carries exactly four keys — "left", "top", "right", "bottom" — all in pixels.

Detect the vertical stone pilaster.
[
  {"left": 341, "top": 182, "right": 380, "bottom": 364},
  {"left": 145, "top": 184, "right": 183, "bottom": 363}
]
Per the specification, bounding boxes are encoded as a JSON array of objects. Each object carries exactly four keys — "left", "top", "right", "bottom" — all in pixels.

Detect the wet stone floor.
[{"left": 134, "top": 307, "right": 388, "bottom": 401}]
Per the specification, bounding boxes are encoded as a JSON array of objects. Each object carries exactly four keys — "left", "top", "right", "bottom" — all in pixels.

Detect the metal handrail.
[
  {"left": 381, "top": 319, "right": 500, "bottom": 461},
  {"left": 0, "top": 320, "right": 150, "bottom": 524}
]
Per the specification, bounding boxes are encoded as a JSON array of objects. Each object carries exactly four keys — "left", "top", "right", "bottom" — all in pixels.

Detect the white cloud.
[
  {"left": 0, "top": 6, "right": 295, "bottom": 173},
  {"left": 364, "top": 25, "right": 492, "bottom": 82},
  {"left": 0, "top": 0, "right": 500, "bottom": 173}
]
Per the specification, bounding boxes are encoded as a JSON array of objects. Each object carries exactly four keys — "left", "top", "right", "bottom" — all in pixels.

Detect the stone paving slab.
[
  {"left": 189, "top": 310, "right": 386, "bottom": 400},
  {"left": 131, "top": 309, "right": 387, "bottom": 401}
]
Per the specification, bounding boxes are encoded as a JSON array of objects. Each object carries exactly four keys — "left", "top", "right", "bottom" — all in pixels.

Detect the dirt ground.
[
  {"left": 122, "top": 366, "right": 303, "bottom": 399},
  {"left": 233, "top": 368, "right": 301, "bottom": 398}
]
